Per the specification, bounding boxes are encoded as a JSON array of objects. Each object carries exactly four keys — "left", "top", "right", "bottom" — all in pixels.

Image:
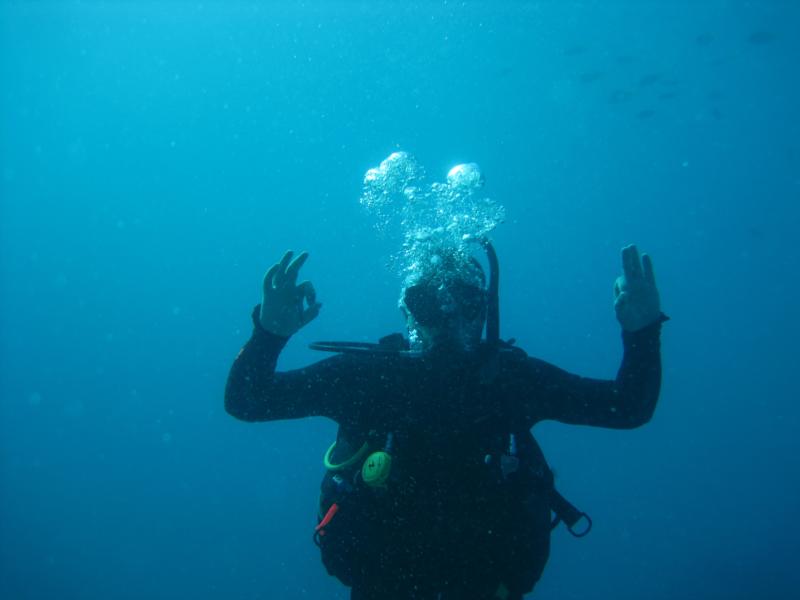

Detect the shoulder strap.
[{"left": 520, "top": 432, "right": 593, "bottom": 538}]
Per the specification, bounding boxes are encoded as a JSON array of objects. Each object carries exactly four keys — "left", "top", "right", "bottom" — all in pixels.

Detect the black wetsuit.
[{"left": 225, "top": 307, "right": 664, "bottom": 599}]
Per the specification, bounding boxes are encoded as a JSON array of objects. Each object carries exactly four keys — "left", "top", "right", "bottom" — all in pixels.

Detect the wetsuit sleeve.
[
  {"left": 224, "top": 306, "right": 356, "bottom": 423},
  {"left": 516, "top": 318, "right": 665, "bottom": 429}
]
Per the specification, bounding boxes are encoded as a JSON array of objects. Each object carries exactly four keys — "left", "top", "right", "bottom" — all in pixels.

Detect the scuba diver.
[{"left": 225, "top": 240, "right": 666, "bottom": 600}]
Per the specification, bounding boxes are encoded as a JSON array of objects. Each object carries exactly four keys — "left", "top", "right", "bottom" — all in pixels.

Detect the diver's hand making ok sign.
[
  {"left": 259, "top": 250, "right": 322, "bottom": 337},
  {"left": 613, "top": 244, "right": 662, "bottom": 332}
]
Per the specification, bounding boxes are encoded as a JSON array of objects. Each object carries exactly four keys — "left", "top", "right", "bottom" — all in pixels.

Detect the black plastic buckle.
[{"left": 566, "top": 512, "right": 593, "bottom": 538}]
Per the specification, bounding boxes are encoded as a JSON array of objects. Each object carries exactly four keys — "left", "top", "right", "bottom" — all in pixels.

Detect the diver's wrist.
[{"left": 251, "top": 304, "right": 291, "bottom": 340}]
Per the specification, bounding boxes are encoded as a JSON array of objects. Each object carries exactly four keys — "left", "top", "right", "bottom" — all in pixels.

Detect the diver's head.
[{"left": 399, "top": 250, "right": 487, "bottom": 352}]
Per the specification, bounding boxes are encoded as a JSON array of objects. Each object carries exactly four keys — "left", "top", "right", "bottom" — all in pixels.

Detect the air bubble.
[{"left": 359, "top": 152, "right": 505, "bottom": 286}]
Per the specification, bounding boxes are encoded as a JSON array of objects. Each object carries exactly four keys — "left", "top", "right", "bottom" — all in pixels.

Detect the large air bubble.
[{"left": 446, "top": 162, "right": 485, "bottom": 191}]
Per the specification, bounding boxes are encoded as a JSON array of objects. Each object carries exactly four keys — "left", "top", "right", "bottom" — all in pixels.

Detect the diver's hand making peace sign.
[
  {"left": 259, "top": 250, "right": 322, "bottom": 337},
  {"left": 613, "top": 244, "right": 662, "bottom": 332}
]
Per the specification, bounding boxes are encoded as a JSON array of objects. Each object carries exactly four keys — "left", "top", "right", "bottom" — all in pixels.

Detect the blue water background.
[{"left": 2, "top": 2, "right": 798, "bottom": 598}]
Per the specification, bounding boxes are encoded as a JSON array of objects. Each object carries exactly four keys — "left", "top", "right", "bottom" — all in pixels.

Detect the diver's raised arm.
[
  {"left": 225, "top": 251, "right": 351, "bottom": 423},
  {"left": 516, "top": 245, "right": 666, "bottom": 429}
]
